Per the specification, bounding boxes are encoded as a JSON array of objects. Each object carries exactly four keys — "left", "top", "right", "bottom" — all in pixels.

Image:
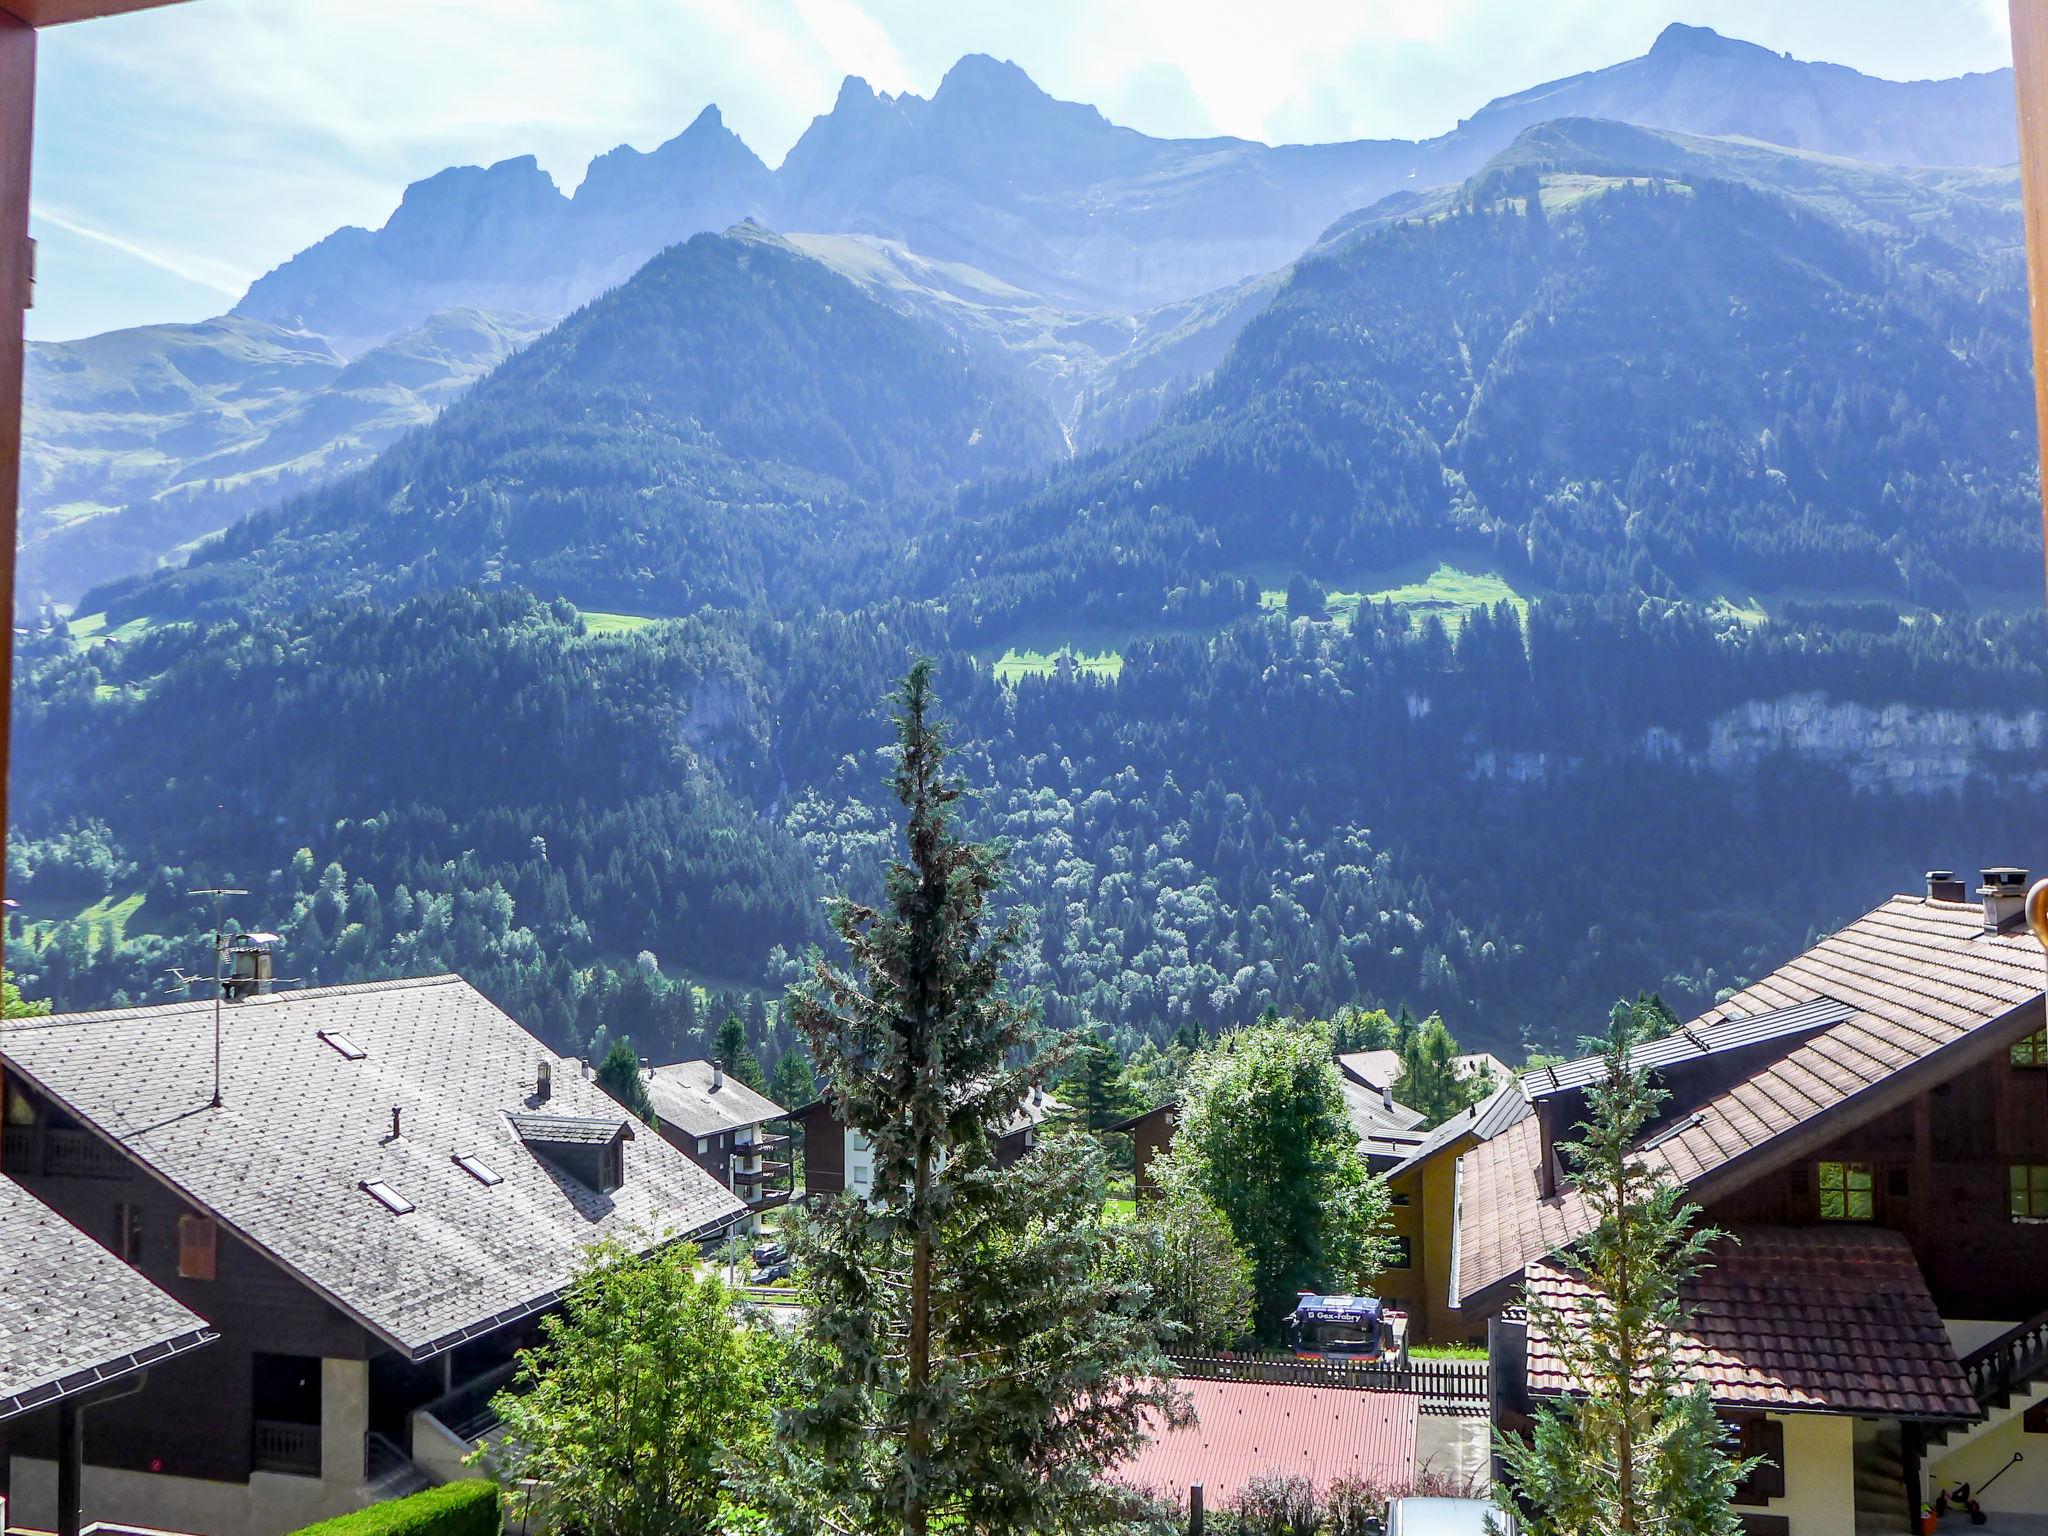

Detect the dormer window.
[{"left": 510, "top": 1112, "right": 633, "bottom": 1194}]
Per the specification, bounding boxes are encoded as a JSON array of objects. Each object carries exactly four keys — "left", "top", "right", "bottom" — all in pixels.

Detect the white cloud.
[
  {"left": 792, "top": 0, "right": 912, "bottom": 93},
  {"left": 31, "top": 205, "right": 248, "bottom": 297}
]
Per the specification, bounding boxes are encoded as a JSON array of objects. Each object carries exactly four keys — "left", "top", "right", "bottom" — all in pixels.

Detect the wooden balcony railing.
[
  {"left": 252, "top": 1418, "right": 322, "bottom": 1477},
  {"left": 2, "top": 1125, "right": 131, "bottom": 1180}
]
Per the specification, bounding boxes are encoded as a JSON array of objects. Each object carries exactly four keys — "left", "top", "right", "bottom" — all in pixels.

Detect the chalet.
[
  {"left": 0, "top": 1173, "right": 217, "bottom": 1536},
  {"left": 1463, "top": 869, "right": 2048, "bottom": 1535},
  {"left": 0, "top": 973, "right": 746, "bottom": 1536},
  {"left": 642, "top": 1058, "right": 792, "bottom": 1222},
  {"left": 793, "top": 1086, "right": 1055, "bottom": 1200}
]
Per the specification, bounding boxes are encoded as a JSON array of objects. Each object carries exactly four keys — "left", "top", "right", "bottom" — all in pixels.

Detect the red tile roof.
[
  {"left": 1113, "top": 1378, "right": 1419, "bottom": 1507},
  {"left": 1525, "top": 1226, "right": 1977, "bottom": 1419},
  {"left": 1454, "top": 896, "right": 2046, "bottom": 1309}
]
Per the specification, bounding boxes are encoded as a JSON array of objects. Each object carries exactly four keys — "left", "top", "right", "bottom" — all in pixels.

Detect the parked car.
[
  {"left": 751, "top": 1239, "right": 787, "bottom": 1265},
  {"left": 1376, "top": 1496, "right": 1517, "bottom": 1535},
  {"left": 752, "top": 1258, "right": 793, "bottom": 1284}
]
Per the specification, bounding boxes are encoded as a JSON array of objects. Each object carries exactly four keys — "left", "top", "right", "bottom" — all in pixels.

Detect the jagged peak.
[
  {"left": 832, "top": 74, "right": 879, "bottom": 111},
  {"left": 685, "top": 103, "right": 725, "bottom": 134},
  {"left": 934, "top": 53, "right": 1048, "bottom": 101}
]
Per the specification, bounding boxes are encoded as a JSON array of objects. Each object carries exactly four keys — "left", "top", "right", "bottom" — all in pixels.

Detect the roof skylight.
[
  {"left": 318, "top": 1029, "right": 367, "bottom": 1061},
  {"left": 360, "top": 1180, "right": 415, "bottom": 1215},
  {"left": 453, "top": 1153, "right": 503, "bottom": 1187}
]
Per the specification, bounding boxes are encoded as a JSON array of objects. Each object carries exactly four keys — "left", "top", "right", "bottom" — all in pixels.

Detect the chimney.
[
  {"left": 640, "top": 1056, "right": 652, "bottom": 1081},
  {"left": 536, "top": 1060, "right": 553, "bottom": 1103},
  {"left": 711, "top": 1058, "right": 724, "bottom": 1091},
  {"left": 389, "top": 1105, "right": 402, "bottom": 1141},
  {"left": 1926, "top": 870, "right": 1969, "bottom": 904},
  {"left": 1979, "top": 867, "right": 2030, "bottom": 932},
  {"left": 1381, "top": 1085, "right": 1394, "bottom": 1113},
  {"left": 223, "top": 940, "right": 275, "bottom": 1001}
]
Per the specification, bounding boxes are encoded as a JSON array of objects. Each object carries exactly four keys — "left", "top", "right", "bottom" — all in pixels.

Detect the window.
[
  {"left": 1816, "top": 1161, "right": 1874, "bottom": 1221},
  {"left": 2015, "top": 1029, "right": 2048, "bottom": 1068},
  {"left": 1390, "top": 1192, "right": 1412, "bottom": 1207},
  {"left": 697, "top": 1137, "right": 708, "bottom": 1154},
  {"left": 114, "top": 1201, "right": 143, "bottom": 1266},
  {"left": 1388, "top": 1236, "right": 1413, "bottom": 1269},
  {"left": 361, "top": 1180, "right": 415, "bottom": 1215},
  {"left": 178, "top": 1215, "right": 217, "bottom": 1280},
  {"left": 453, "top": 1152, "right": 503, "bottom": 1186},
  {"left": 2012, "top": 1166, "right": 2048, "bottom": 1223},
  {"left": 317, "top": 1029, "right": 367, "bottom": 1061},
  {"left": 602, "top": 1141, "right": 624, "bottom": 1192},
  {"left": 1730, "top": 1415, "right": 1786, "bottom": 1504}
]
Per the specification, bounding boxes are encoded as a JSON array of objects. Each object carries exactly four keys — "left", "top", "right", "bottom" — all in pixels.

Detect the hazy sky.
[{"left": 31, "top": 0, "right": 2015, "bottom": 341}]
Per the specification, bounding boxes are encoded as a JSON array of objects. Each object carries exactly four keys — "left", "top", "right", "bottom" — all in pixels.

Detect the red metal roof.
[
  {"left": 1112, "top": 1378, "right": 1419, "bottom": 1507},
  {"left": 1526, "top": 1225, "right": 1978, "bottom": 1419}
]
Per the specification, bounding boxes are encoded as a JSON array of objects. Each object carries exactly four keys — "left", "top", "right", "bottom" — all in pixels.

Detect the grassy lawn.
[
  {"left": 1256, "top": 556, "right": 1531, "bottom": 634},
  {"left": 578, "top": 610, "right": 664, "bottom": 636},
  {"left": 68, "top": 612, "right": 156, "bottom": 647},
  {"left": 16, "top": 889, "right": 149, "bottom": 949},
  {"left": 1409, "top": 1342, "right": 1488, "bottom": 1361},
  {"left": 993, "top": 647, "right": 1124, "bottom": 683},
  {"left": 1100, "top": 1197, "right": 1137, "bottom": 1225}
]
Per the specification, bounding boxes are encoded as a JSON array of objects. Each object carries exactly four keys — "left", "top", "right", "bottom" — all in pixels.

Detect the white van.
[{"left": 1381, "top": 1496, "right": 1519, "bottom": 1535}]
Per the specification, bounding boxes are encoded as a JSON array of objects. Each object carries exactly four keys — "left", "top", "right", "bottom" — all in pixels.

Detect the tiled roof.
[
  {"left": 1, "top": 1174, "right": 216, "bottom": 1422},
  {"left": 1386, "top": 1081, "right": 1531, "bottom": 1182},
  {"left": 0, "top": 975, "right": 747, "bottom": 1360},
  {"left": 1112, "top": 1377, "right": 1418, "bottom": 1505},
  {"left": 1341, "top": 1078, "right": 1426, "bottom": 1137},
  {"left": 1526, "top": 1226, "right": 1977, "bottom": 1419},
  {"left": 509, "top": 1112, "right": 633, "bottom": 1146},
  {"left": 1454, "top": 896, "right": 2047, "bottom": 1309},
  {"left": 645, "top": 1059, "right": 785, "bottom": 1137}
]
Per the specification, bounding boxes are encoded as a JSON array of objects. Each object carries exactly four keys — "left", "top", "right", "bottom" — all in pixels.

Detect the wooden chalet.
[
  {"left": 1462, "top": 869, "right": 2048, "bottom": 1534},
  {"left": 0, "top": 974, "right": 745, "bottom": 1536}
]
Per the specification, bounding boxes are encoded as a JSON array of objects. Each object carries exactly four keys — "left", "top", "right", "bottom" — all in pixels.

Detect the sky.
[{"left": 30, "top": 0, "right": 2016, "bottom": 342}]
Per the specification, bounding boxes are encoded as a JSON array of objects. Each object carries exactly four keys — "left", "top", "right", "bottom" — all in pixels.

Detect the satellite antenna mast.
[{"left": 189, "top": 887, "right": 248, "bottom": 1108}]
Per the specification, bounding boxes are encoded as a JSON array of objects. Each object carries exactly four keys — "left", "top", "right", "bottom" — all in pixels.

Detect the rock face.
[
  {"left": 224, "top": 31, "right": 2021, "bottom": 357},
  {"left": 1699, "top": 693, "right": 2048, "bottom": 793}
]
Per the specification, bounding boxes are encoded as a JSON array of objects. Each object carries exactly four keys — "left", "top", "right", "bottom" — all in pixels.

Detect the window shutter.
[
  {"left": 177, "top": 1215, "right": 217, "bottom": 1280},
  {"left": 1731, "top": 1415, "right": 1786, "bottom": 1504}
]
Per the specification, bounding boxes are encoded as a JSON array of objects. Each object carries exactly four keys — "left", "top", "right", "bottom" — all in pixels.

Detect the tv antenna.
[{"left": 189, "top": 887, "right": 248, "bottom": 1109}]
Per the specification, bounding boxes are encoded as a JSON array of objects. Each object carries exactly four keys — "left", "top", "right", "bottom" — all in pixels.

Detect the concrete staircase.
[{"left": 1855, "top": 1430, "right": 1913, "bottom": 1536}]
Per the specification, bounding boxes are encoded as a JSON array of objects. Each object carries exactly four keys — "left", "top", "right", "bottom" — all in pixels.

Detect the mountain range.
[{"left": 20, "top": 22, "right": 2022, "bottom": 607}]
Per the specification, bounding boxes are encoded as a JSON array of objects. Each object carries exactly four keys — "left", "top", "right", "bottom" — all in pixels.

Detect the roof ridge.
[{"left": 4, "top": 973, "right": 468, "bottom": 1033}]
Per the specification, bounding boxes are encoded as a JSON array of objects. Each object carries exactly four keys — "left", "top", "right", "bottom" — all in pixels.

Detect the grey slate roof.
[
  {"left": 0, "top": 975, "right": 747, "bottom": 1361},
  {"left": 645, "top": 1059, "right": 786, "bottom": 1138},
  {"left": 1384, "top": 1081, "right": 1532, "bottom": 1182},
  {"left": 1, "top": 1174, "right": 215, "bottom": 1422},
  {"left": 1521, "top": 996, "right": 1856, "bottom": 1099},
  {"left": 510, "top": 1112, "right": 633, "bottom": 1147},
  {"left": 1340, "top": 1078, "right": 1427, "bottom": 1137}
]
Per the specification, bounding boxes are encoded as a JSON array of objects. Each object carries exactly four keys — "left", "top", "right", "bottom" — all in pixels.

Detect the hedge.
[{"left": 285, "top": 1480, "right": 501, "bottom": 1536}]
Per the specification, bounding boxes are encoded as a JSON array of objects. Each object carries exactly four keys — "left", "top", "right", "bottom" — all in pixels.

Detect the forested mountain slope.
[
  {"left": 83, "top": 227, "right": 1062, "bottom": 621},
  {"left": 933, "top": 167, "right": 2036, "bottom": 637},
  {"left": 14, "top": 589, "right": 2046, "bottom": 1062}
]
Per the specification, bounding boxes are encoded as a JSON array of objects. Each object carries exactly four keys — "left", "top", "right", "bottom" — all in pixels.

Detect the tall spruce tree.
[
  {"left": 768, "top": 663, "right": 1179, "bottom": 1536},
  {"left": 1496, "top": 999, "right": 1760, "bottom": 1536},
  {"left": 714, "top": 1013, "right": 770, "bottom": 1093},
  {"left": 596, "top": 1036, "right": 655, "bottom": 1124}
]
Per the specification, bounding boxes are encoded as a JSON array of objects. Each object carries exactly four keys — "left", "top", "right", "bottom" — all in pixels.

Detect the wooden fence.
[{"left": 1167, "top": 1351, "right": 1489, "bottom": 1412}]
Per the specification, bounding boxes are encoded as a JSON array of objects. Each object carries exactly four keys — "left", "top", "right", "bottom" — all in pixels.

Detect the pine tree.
[
  {"left": 1496, "top": 999, "right": 1760, "bottom": 1536},
  {"left": 713, "top": 1013, "right": 769, "bottom": 1094},
  {"left": 595, "top": 1037, "right": 655, "bottom": 1125},
  {"left": 768, "top": 663, "right": 1179, "bottom": 1535},
  {"left": 1395, "top": 1013, "right": 1482, "bottom": 1127},
  {"left": 769, "top": 1046, "right": 817, "bottom": 1111},
  {"left": 1061, "top": 1032, "right": 1137, "bottom": 1131}
]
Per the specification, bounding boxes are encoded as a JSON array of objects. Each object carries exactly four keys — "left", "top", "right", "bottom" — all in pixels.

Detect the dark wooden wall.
[
  {"left": 1705, "top": 1047, "right": 2048, "bottom": 1319},
  {"left": 3, "top": 1078, "right": 371, "bottom": 1483},
  {"left": 796, "top": 1102, "right": 843, "bottom": 1196}
]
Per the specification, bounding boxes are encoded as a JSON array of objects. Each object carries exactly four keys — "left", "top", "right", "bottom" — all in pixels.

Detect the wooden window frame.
[
  {"left": 115, "top": 1201, "right": 142, "bottom": 1266},
  {"left": 2012, "top": 1164, "right": 2048, "bottom": 1223},
  {"left": 1816, "top": 1159, "right": 1875, "bottom": 1222},
  {"left": 177, "top": 1213, "right": 217, "bottom": 1279},
  {"left": 2014, "top": 1029, "right": 2048, "bottom": 1069}
]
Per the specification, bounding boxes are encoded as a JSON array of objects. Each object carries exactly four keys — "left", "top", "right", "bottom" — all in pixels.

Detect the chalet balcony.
[
  {"left": 3, "top": 1124, "right": 132, "bottom": 1180},
  {"left": 252, "top": 1418, "right": 322, "bottom": 1477}
]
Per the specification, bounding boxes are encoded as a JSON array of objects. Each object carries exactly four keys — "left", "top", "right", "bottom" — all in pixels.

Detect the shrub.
[{"left": 284, "top": 1480, "right": 500, "bottom": 1536}]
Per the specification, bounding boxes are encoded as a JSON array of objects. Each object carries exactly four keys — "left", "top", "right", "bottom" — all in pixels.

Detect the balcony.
[
  {"left": 3, "top": 1125, "right": 132, "bottom": 1180},
  {"left": 252, "top": 1418, "right": 322, "bottom": 1478}
]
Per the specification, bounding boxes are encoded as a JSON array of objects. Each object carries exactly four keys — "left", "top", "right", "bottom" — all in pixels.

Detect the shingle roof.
[
  {"left": 1526, "top": 1226, "right": 1977, "bottom": 1419},
  {"left": 0, "top": 975, "right": 747, "bottom": 1360},
  {"left": 1338, "top": 1050, "right": 1403, "bottom": 1091},
  {"left": 509, "top": 1112, "right": 633, "bottom": 1147},
  {"left": 1341, "top": 1078, "right": 1426, "bottom": 1137},
  {"left": 1521, "top": 997, "right": 1856, "bottom": 1099},
  {"left": 1386, "top": 1081, "right": 1531, "bottom": 1182},
  {"left": 0, "top": 1174, "right": 215, "bottom": 1422},
  {"left": 1454, "top": 896, "right": 2047, "bottom": 1309},
  {"left": 1112, "top": 1377, "right": 1419, "bottom": 1505},
  {"left": 645, "top": 1060, "right": 785, "bottom": 1138}
]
